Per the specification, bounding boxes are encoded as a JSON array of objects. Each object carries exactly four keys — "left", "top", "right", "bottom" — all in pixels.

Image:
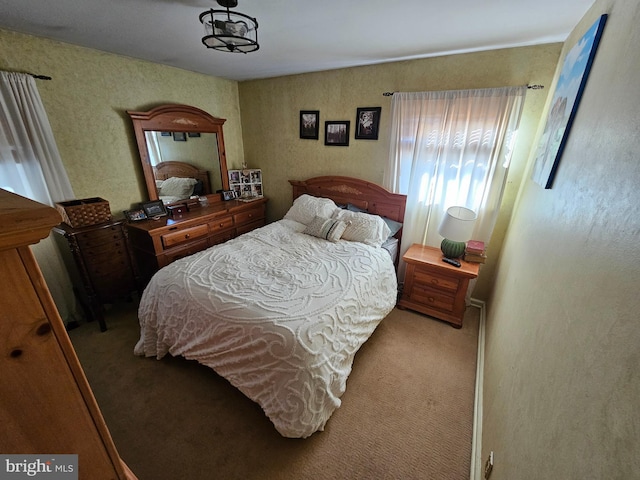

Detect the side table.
[{"left": 398, "top": 244, "right": 480, "bottom": 328}]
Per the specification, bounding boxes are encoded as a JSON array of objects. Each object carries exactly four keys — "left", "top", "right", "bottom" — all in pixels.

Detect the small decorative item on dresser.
[
  {"left": 141, "top": 200, "right": 167, "bottom": 218},
  {"left": 167, "top": 204, "right": 187, "bottom": 217},
  {"left": 123, "top": 208, "right": 147, "bottom": 222},
  {"left": 55, "top": 197, "right": 111, "bottom": 228},
  {"left": 464, "top": 239, "right": 487, "bottom": 263}
]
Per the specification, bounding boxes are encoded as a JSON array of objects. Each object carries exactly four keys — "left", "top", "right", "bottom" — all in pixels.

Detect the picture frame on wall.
[
  {"left": 324, "top": 121, "right": 350, "bottom": 146},
  {"left": 355, "top": 107, "right": 382, "bottom": 140},
  {"left": 531, "top": 14, "right": 607, "bottom": 189},
  {"left": 300, "top": 110, "right": 320, "bottom": 139}
]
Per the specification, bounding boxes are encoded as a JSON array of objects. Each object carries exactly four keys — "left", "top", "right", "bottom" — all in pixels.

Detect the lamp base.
[{"left": 440, "top": 238, "right": 465, "bottom": 259}]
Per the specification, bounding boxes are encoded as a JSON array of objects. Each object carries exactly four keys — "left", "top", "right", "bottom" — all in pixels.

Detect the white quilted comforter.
[{"left": 134, "top": 219, "right": 397, "bottom": 438}]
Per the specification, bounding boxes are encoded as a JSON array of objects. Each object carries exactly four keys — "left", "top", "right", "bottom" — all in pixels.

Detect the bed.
[
  {"left": 154, "top": 161, "right": 211, "bottom": 204},
  {"left": 134, "top": 176, "right": 407, "bottom": 438}
]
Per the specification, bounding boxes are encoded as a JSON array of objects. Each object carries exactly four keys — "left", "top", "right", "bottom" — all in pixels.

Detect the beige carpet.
[{"left": 69, "top": 301, "right": 480, "bottom": 480}]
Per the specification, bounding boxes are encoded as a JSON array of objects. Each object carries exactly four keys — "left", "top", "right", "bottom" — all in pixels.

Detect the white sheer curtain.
[
  {"left": 384, "top": 86, "right": 526, "bottom": 279},
  {"left": 0, "top": 71, "right": 79, "bottom": 323}
]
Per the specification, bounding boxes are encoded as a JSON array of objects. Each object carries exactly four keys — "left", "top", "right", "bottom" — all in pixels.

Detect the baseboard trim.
[{"left": 469, "top": 298, "right": 486, "bottom": 480}]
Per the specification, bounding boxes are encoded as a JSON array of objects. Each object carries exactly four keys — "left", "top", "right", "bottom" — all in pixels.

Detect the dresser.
[
  {"left": 53, "top": 218, "right": 141, "bottom": 332},
  {"left": 0, "top": 189, "right": 137, "bottom": 479},
  {"left": 398, "top": 244, "right": 480, "bottom": 328},
  {"left": 126, "top": 197, "right": 267, "bottom": 285}
]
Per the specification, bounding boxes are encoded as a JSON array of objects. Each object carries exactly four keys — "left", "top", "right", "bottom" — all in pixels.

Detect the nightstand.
[{"left": 398, "top": 244, "right": 480, "bottom": 328}]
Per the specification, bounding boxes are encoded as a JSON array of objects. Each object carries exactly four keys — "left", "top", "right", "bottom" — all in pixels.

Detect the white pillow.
[
  {"left": 158, "top": 176, "right": 198, "bottom": 198},
  {"left": 333, "top": 209, "right": 391, "bottom": 247},
  {"left": 303, "top": 216, "right": 347, "bottom": 242},
  {"left": 283, "top": 194, "right": 339, "bottom": 225}
]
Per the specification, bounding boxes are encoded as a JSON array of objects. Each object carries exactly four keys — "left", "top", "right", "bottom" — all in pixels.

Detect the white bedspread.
[{"left": 134, "top": 219, "right": 397, "bottom": 438}]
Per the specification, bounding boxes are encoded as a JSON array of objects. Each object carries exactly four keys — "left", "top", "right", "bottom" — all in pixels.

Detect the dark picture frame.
[
  {"left": 187, "top": 132, "right": 201, "bottom": 138},
  {"left": 141, "top": 200, "right": 167, "bottom": 218},
  {"left": 300, "top": 110, "right": 320, "bottom": 139},
  {"left": 324, "top": 121, "right": 350, "bottom": 146},
  {"left": 123, "top": 208, "right": 147, "bottom": 222},
  {"left": 222, "top": 190, "right": 236, "bottom": 201},
  {"left": 355, "top": 107, "right": 382, "bottom": 140},
  {"left": 172, "top": 132, "right": 187, "bottom": 142},
  {"left": 531, "top": 14, "right": 607, "bottom": 189}
]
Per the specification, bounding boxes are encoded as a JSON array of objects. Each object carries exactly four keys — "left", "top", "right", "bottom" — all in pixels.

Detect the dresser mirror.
[{"left": 127, "top": 104, "right": 229, "bottom": 205}]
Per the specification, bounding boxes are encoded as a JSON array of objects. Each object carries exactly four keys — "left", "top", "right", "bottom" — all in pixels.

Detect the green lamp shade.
[{"left": 440, "top": 238, "right": 466, "bottom": 259}]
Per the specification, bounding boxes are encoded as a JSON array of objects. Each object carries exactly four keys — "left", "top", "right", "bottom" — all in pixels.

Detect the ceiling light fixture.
[{"left": 199, "top": 0, "right": 259, "bottom": 54}]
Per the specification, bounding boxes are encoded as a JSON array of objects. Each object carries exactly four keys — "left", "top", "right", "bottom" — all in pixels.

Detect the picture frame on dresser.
[
  {"left": 124, "top": 208, "right": 148, "bottom": 221},
  {"left": 141, "top": 200, "right": 167, "bottom": 218}
]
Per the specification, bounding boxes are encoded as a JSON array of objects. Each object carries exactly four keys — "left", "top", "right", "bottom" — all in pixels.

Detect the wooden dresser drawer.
[
  {"left": 236, "top": 219, "right": 264, "bottom": 236},
  {"left": 208, "top": 216, "right": 235, "bottom": 234},
  {"left": 413, "top": 268, "right": 459, "bottom": 293},
  {"left": 234, "top": 206, "right": 265, "bottom": 226},
  {"left": 410, "top": 284, "right": 455, "bottom": 313},
  {"left": 161, "top": 224, "right": 209, "bottom": 249},
  {"left": 163, "top": 238, "right": 209, "bottom": 264},
  {"left": 75, "top": 224, "right": 124, "bottom": 248}
]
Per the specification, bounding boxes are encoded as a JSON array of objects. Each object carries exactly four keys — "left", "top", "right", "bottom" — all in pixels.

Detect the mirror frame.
[{"left": 127, "top": 104, "right": 229, "bottom": 202}]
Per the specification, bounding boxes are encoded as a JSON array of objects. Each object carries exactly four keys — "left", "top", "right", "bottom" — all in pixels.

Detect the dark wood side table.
[
  {"left": 53, "top": 218, "right": 141, "bottom": 331},
  {"left": 397, "top": 244, "right": 480, "bottom": 328}
]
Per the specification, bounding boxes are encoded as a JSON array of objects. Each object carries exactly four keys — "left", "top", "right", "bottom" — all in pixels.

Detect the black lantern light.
[{"left": 199, "top": 0, "right": 259, "bottom": 54}]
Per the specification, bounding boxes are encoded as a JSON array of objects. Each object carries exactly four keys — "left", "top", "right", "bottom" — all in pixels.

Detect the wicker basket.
[{"left": 55, "top": 197, "right": 111, "bottom": 228}]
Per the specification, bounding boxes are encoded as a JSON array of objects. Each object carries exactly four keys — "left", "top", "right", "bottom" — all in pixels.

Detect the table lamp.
[{"left": 438, "top": 206, "right": 477, "bottom": 259}]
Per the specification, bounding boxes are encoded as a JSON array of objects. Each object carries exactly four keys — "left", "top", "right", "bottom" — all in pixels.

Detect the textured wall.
[
  {"left": 0, "top": 29, "right": 243, "bottom": 214},
  {"left": 482, "top": 0, "right": 640, "bottom": 477},
  {"left": 238, "top": 45, "right": 561, "bottom": 300}
]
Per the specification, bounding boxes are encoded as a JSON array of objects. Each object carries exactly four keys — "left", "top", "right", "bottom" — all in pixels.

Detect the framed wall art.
[
  {"left": 531, "top": 14, "right": 607, "bottom": 189},
  {"left": 355, "top": 107, "right": 381, "bottom": 140},
  {"left": 300, "top": 110, "right": 320, "bottom": 139},
  {"left": 172, "top": 132, "right": 187, "bottom": 142},
  {"left": 325, "top": 121, "right": 350, "bottom": 146}
]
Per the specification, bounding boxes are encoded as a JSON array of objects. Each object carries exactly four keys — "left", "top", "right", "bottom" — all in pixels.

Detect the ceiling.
[{"left": 0, "top": 0, "right": 594, "bottom": 82}]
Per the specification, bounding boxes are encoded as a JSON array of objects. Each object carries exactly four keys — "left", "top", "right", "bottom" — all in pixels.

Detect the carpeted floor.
[{"left": 69, "top": 301, "right": 480, "bottom": 480}]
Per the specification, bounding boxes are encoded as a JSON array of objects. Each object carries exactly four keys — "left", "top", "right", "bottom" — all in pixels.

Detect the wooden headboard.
[
  {"left": 289, "top": 175, "right": 407, "bottom": 241},
  {"left": 154, "top": 161, "right": 211, "bottom": 195}
]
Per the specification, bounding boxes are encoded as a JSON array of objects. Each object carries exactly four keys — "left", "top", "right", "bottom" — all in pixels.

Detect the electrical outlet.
[{"left": 484, "top": 451, "right": 494, "bottom": 479}]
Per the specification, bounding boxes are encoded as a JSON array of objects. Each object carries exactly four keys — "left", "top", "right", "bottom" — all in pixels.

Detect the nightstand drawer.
[
  {"left": 410, "top": 284, "right": 455, "bottom": 312},
  {"left": 161, "top": 224, "right": 209, "bottom": 248},
  {"left": 413, "top": 268, "right": 459, "bottom": 293},
  {"left": 75, "top": 225, "right": 124, "bottom": 248}
]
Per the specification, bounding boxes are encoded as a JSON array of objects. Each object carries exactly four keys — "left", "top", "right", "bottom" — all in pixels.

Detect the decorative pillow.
[
  {"left": 346, "top": 203, "right": 403, "bottom": 238},
  {"left": 332, "top": 209, "right": 391, "bottom": 247},
  {"left": 158, "top": 176, "right": 198, "bottom": 198},
  {"left": 303, "top": 216, "right": 347, "bottom": 242},
  {"left": 283, "top": 194, "right": 339, "bottom": 226}
]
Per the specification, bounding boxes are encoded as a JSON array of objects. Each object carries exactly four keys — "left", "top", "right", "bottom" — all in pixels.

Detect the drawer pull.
[
  {"left": 431, "top": 279, "right": 439, "bottom": 285},
  {"left": 428, "top": 297, "right": 435, "bottom": 303},
  {"left": 220, "top": 223, "right": 224, "bottom": 227},
  {"left": 184, "top": 234, "right": 190, "bottom": 239}
]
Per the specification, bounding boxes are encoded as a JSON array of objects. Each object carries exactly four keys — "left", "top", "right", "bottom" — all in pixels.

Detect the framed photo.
[
  {"left": 300, "top": 110, "right": 320, "bottom": 139},
  {"left": 531, "top": 14, "right": 607, "bottom": 189},
  {"left": 355, "top": 107, "right": 382, "bottom": 140},
  {"left": 324, "top": 121, "right": 350, "bottom": 146},
  {"left": 141, "top": 200, "right": 167, "bottom": 218},
  {"left": 172, "top": 132, "right": 187, "bottom": 142},
  {"left": 123, "top": 208, "right": 147, "bottom": 222},
  {"left": 160, "top": 132, "right": 171, "bottom": 137},
  {"left": 222, "top": 190, "right": 236, "bottom": 201},
  {"left": 187, "top": 132, "right": 201, "bottom": 138}
]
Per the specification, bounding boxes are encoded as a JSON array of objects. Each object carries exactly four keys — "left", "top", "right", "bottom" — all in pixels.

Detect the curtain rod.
[
  {"left": 382, "top": 84, "right": 544, "bottom": 96},
  {"left": 1, "top": 70, "right": 52, "bottom": 80}
]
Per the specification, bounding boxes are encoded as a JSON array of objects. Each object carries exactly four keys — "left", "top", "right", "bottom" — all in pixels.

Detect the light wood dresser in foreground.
[
  {"left": 398, "top": 244, "right": 480, "bottom": 328},
  {"left": 0, "top": 189, "right": 136, "bottom": 479}
]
